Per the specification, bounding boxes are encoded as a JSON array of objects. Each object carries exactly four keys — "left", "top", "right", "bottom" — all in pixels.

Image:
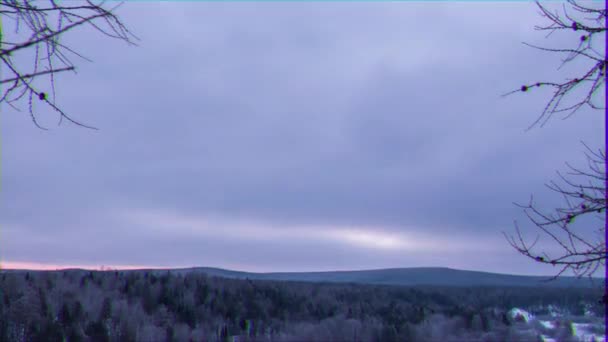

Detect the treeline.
[{"left": 0, "top": 270, "right": 603, "bottom": 341}]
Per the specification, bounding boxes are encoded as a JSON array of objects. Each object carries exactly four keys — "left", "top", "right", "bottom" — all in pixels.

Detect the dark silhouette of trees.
[
  {"left": 504, "top": 0, "right": 606, "bottom": 279},
  {"left": 0, "top": 269, "right": 604, "bottom": 341},
  {"left": 85, "top": 320, "right": 109, "bottom": 342},
  {"left": 59, "top": 302, "right": 73, "bottom": 327},
  {"left": 99, "top": 297, "right": 112, "bottom": 322},
  {"left": 0, "top": 0, "right": 137, "bottom": 129}
]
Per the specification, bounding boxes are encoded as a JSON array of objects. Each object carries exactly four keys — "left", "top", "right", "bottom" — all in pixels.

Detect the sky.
[{"left": 1, "top": 2, "right": 605, "bottom": 276}]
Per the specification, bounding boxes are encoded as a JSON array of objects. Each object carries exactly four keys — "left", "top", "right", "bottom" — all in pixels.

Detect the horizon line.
[{"left": 1, "top": 261, "right": 604, "bottom": 279}]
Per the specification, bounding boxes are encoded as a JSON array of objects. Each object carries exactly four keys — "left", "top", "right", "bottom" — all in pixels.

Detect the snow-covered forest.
[{"left": 0, "top": 269, "right": 604, "bottom": 341}]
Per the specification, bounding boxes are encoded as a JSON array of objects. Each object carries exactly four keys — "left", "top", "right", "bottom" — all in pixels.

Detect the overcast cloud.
[{"left": 1, "top": 2, "right": 604, "bottom": 276}]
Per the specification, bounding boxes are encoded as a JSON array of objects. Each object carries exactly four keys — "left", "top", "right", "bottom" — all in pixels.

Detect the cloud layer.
[{"left": 2, "top": 2, "right": 604, "bottom": 276}]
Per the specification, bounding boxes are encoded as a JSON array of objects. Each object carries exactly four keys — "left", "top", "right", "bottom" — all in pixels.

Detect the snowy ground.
[
  {"left": 571, "top": 323, "right": 605, "bottom": 342},
  {"left": 510, "top": 307, "right": 606, "bottom": 342}
]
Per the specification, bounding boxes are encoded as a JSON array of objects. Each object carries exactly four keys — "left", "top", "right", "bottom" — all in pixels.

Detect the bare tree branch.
[
  {"left": 1, "top": 0, "right": 138, "bottom": 129},
  {"left": 0, "top": 65, "right": 74, "bottom": 84},
  {"left": 506, "top": 145, "right": 606, "bottom": 279},
  {"left": 502, "top": 0, "right": 606, "bottom": 131},
  {"left": 504, "top": 1, "right": 605, "bottom": 283}
]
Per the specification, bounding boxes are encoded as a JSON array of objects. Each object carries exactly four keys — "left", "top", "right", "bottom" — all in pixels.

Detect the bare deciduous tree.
[
  {"left": 504, "top": 0, "right": 606, "bottom": 280},
  {"left": 0, "top": 0, "right": 137, "bottom": 129}
]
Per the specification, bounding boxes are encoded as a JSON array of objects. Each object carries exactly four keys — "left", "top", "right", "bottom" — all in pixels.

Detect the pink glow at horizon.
[
  {"left": 0, "top": 261, "right": 334, "bottom": 273},
  {"left": 0, "top": 260, "right": 169, "bottom": 271}
]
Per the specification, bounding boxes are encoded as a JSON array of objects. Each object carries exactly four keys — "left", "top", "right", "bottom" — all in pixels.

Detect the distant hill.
[
  {"left": 5, "top": 266, "right": 601, "bottom": 288},
  {"left": 169, "top": 266, "right": 601, "bottom": 288}
]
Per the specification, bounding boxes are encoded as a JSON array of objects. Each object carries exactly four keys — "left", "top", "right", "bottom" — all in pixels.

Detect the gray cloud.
[{"left": 2, "top": 2, "right": 603, "bottom": 275}]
